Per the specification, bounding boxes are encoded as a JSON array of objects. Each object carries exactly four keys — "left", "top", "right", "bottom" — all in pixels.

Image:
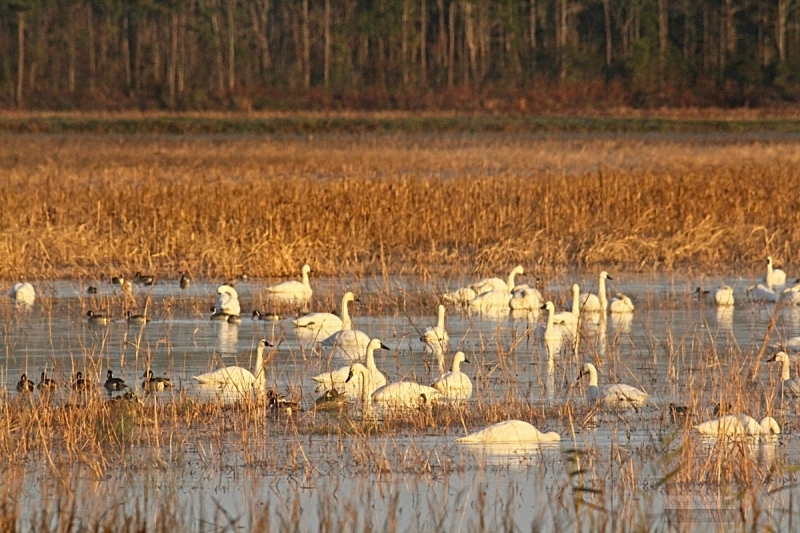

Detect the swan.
[
  {"left": 179, "top": 272, "right": 191, "bottom": 289},
  {"left": 9, "top": 282, "right": 35, "bottom": 305},
  {"left": 472, "top": 265, "right": 525, "bottom": 296},
  {"left": 293, "top": 292, "right": 355, "bottom": 334},
  {"left": 358, "top": 367, "right": 443, "bottom": 409},
  {"left": 142, "top": 370, "right": 173, "bottom": 391},
  {"left": 577, "top": 363, "right": 648, "bottom": 406},
  {"left": 697, "top": 285, "right": 734, "bottom": 306},
  {"left": 552, "top": 285, "right": 580, "bottom": 327},
  {"left": 431, "top": 351, "right": 473, "bottom": 400},
  {"left": 266, "top": 264, "right": 312, "bottom": 301},
  {"left": 16, "top": 373, "right": 34, "bottom": 392},
  {"left": 456, "top": 420, "right": 560, "bottom": 444},
  {"left": 608, "top": 293, "right": 635, "bottom": 313},
  {"left": 344, "top": 363, "right": 377, "bottom": 416},
  {"left": 747, "top": 283, "right": 778, "bottom": 303},
  {"left": 694, "top": 415, "right": 780, "bottom": 437},
  {"left": 534, "top": 301, "right": 573, "bottom": 349},
  {"left": 764, "top": 256, "right": 787, "bottom": 288},
  {"left": 311, "top": 338, "right": 389, "bottom": 397},
  {"left": 771, "top": 336, "right": 800, "bottom": 353},
  {"left": 214, "top": 284, "right": 241, "bottom": 317},
  {"left": 568, "top": 271, "right": 611, "bottom": 313},
  {"left": 104, "top": 370, "right": 126, "bottom": 391},
  {"left": 421, "top": 305, "right": 449, "bottom": 353},
  {"left": 192, "top": 339, "right": 271, "bottom": 389},
  {"left": 780, "top": 284, "right": 800, "bottom": 306},
  {"left": 443, "top": 286, "right": 477, "bottom": 304},
  {"left": 112, "top": 276, "right": 134, "bottom": 297},
  {"left": 767, "top": 351, "right": 800, "bottom": 397},
  {"left": 87, "top": 310, "right": 111, "bottom": 325},
  {"left": 509, "top": 287, "right": 542, "bottom": 311},
  {"left": 468, "top": 266, "right": 525, "bottom": 311}
]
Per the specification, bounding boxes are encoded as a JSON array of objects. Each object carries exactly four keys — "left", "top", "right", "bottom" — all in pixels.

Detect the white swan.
[
  {"left": 192, "top": 339, "right": 271, "bottom": 389},
  {"left": 421, "top": 304, "right": 449, "bottom": 353},
  {"left": 9, "top": 282, "right": 35, "bottom": 305},
  {"left": 471, "top": 265, "right": 525, "bottom": 296},
  {"left": 509, "top": 287, "right": 542, "bottom": 311},
  {"left": 577, "top": 363, "right": 648, "bottom": 406},
  {"left": 456, "top": 420, "right": 560, "bottom": 444},
  {"left": 694, "top": 415, "right": 780, "bottom": 437},
  {"left": 780, "top": 284, "right": 800, "bottom": 306},
  {"left": 344, "top": 363, "right": 376, "bottom": 416},
  {"left": 369, "top": 378, "right": 443, "bottom": 409},
  {"left": 552, "top": 284, "right": 580, "bottom": 327},
  {"left": 534, "top": 301, "right": 573, "bottom": 348},
  {"left": 319, "top": 300, "right": 370, "bottom": 361},
  {"left": 443, "top": 286, "right": 477, "bottom": 304},
  {"left": 764, "top": 256, "right": 787, "bottom": 288},
  {"left": 571, "top": 271, "right": 611, "bottom": 312},
  {"left": 293, "top": 291, "right": 355, "bottom": 335},
  {"left": 469, "top": 266, "right": 526, "bottom": 312},
  {"left": 767, "top": 351, "right": 800, "bottom": 397},
  {"left": 311, "top": 338, "right": 388, "bottom": 398},
  {"left": 214, "top": 284, "right": 241, "bottom": 316},
  {"left": 431, "top": 351, "right": 473, "bottom": 400},
  {"left": 747, "top": 283, "right": 778, "bottom": 303},
  {"left": 698, "top": 285, "right": 734, "bottom": 306},
  {"left": 266, "top": 264, "right": 312, "bottom": 301},
  {"left": 608, "top": 293, "right": 635, "bottom": 313}
]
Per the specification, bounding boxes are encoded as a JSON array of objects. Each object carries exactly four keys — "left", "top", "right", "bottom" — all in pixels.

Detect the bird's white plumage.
[
  {"left": 266, "top": 264, "right": 312, "bottom": 300},
  {"left": 609, "top": 293, "right": 635, "bottom": 313},
  {"left": 457, "top": 420, "right": 560, "bottom": 443},
  {"left": 694, "top": 415, "right": 780, "bottom": 437},
  {"left": 421, "top": 304, "right": 449, "bottom": 353},
  {"left": 9, "top": 282, "right": 35, "bottom": 305},
  {"left": 431, "top": 351, "right": 473, "bottom": 400},
  {"left": 764, "top": 256, "right": 787, "bottom": 288},
  {"left": 769, "top": 351, "right": 800, "bottom": 397},
  {"left": 312, "top": 338, "right": 388, "bottom": 398},
  {"left": 215, "top": 284, "right": 241, "bottom": 316},
  {"left": 748, "top": 284, "right": 777, "bottom": 303},
  {"left": 372, "top": 382, "right": 443, "bottom": 409},
  {"left": 579, "top": 363, "right": 647, "bottom": 405},
  {"left": 293, "top": 291, "right": 356, "bottom": 336},
  {"left": 192, "top": 339, "right": 269, "bottom": 390}
]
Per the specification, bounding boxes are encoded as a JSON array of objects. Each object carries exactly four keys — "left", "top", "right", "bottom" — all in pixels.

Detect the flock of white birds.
[{"left": 7, "top": 255, "right": 799, "bottom": 445}]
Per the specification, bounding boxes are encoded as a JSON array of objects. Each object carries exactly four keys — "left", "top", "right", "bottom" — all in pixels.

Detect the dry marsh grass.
[{"left": 1, "top": 134, "right": 799, "bottom": 281}]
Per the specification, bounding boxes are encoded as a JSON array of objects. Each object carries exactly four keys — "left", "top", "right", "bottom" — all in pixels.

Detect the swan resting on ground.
[
  {"left": 577, "top": 363, "right": 648, "bottom": 406},
  {"left": 431, "top": 351, "right": 473, "bottom": 400},
  {"left": 456, "top": 420, "right": 561, "bottom": 444},
  {"left": 694, "top": 414, "right": 780, "bottom": 437}
]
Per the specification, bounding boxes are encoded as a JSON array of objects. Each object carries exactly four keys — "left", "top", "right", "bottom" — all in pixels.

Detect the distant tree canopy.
[{"left": 0, "top": 0, "right": 798, "bottom": 110}]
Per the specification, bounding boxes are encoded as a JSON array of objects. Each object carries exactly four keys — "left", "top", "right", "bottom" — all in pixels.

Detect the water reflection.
[
  {"left": 456, "top": 441, "right": 561, "bottom": 467},
  {"left": 216, "top": 321, "right": 239, "bottom": 356}
]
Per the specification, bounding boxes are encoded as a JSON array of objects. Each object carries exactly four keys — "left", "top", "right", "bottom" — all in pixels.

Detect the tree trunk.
[
  {"left": 420, "top": 0, "right": 427, "bottom": 86},
  {"left": 16, "top": 12, "right": 25, "bottom": 108},
  {"left": 88, "top": 5, "right": 96, "bottom": 91},
  {"left": 402, "top": 0, "right": 409, "bottom": 86},
  {"left": 462, "top": 2, "right": 477, "bottom": 85},
  {"left": 778, "top": 0, "right": 789, "bottom": 62},
  {"left": 602, "top": 0, "right": 611, "bottom": 66},
  {"left": 302, "top": 0, "right": 310, "bottom": 88},
  {"left": 169, "top": 11, "right": 178, "bottom": 105},
  {"left": 122, "top": 15, "right": 132, "bottom": 92},
  {"left": 448, "top": 0, "right": 455, "bottom": 86},
  {"left": 437, "top": 0, "right": 446, "bottom": 68},
  {"left": 227, "top": 0, "right": 236, "bottom": 90},
  {"left": 324, "top": 0, "right": 331, "bottom": 87},
  {"left": 211, "top": 2, "right": 225, "bottom": 91}
]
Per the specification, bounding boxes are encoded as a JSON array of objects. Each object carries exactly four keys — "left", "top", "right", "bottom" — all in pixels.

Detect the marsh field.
[{"left": 2, "top": 115, "right": 800, "bottom": 532}]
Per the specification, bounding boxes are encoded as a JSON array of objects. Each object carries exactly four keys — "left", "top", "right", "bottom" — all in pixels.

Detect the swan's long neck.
[
  {"left": 598, "top": 276, "right": 608, "bottom": 309},
  {"left": 452, "top": 356, "right": 461, "bottom": 373},
  {"left": 768, "top": 259, "right": 774, "bottom": 277},
  {"left": 507, "top": 269, "right": 519, "bottom": 293},
  {"left": 341, "top": 296, "right": 353, "bottom": 329},
  {"left": 781, "top": 357, "right": 791, "bottom": 382},
  {"left": 254, "top": 345, "right": 266, "bottom": 392},
  {"left": 587, "top": 366, "right": 598, "bottom": 387},
  {"left": 437, "top": 305, "right": 446, "bottom": 329},
  {"left": 302, "top": 269, "right": 310, "bottom": 288},
  {"left": 572, "top": 286, "right": 580, "bottom": 316},
  {"left": 545, "top": 305, "right": 555, "bottom": 332},
  {"left": 357, "top": 368, "right": 372, "bottom": 410},
  {"left": 366, "top": 346, "right": 377, "bottom": 371},
  {"left": 437, "top": 351, "right": 445, "bottom": 375}
]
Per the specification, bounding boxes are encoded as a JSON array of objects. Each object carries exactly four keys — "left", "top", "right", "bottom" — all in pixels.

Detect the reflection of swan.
[
  {"left": 266, "top": 264, "right": 312, "bottom": 301},
  {"left": 312, "top": 338, "right": 388, "bottom": 397},
  {"left": 431, "top": 351, "right": 472, "bottom": 400},
  {"left": 421, "top": 304, "right": 449, "bottom": 353},
  {"left": 214, "top": 284, "right": 241, "bottom": 316},
  {"left": 764, "top": 256, "right": 787, "bottom": 288},
  {"left": 609, "top": 312, "right": 632, "bottom": 334},
  {"left": 9, "top": 282, "right": 35, "bottom": 305},
  {"left": 457, "top": 420, "right": 560, "bottom": 443},
  {"left": 748, "top": 284, "right": 777, "bottom": 303},
  {"left": 608, "top": 293, "right": 635, "bottom": 313},
  {"left": 568, "top": 272, "right": 611, "bottom": 312},
  {"left": 216, "top": 321, "right": 239, "bottom": 356},
  {"left": 767, "top": 351, "right": 800, "bottom": 396},
  {"left": 577, "top": 363, "right": 647, "bottom": 406},
  {"left": 192, "top": 339, "right": 271, "bottom": 389},
  {"left": 293, "top": 291, "right": 354, "bottom": 337},
  {"left": 694, "top": 415, "right": 780, "bottom": 437},
  {"left": 713, "top": 307, "right": 733, "bottom": 331}
]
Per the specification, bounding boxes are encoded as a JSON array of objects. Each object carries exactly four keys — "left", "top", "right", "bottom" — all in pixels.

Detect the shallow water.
[{"left": 3, "top": 273, "right": 800, "bottom": 531}]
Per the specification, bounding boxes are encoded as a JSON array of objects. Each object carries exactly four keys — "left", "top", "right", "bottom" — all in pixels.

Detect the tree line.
[{"left": 1, "top": 0, "right": 798, "bottom": 110}]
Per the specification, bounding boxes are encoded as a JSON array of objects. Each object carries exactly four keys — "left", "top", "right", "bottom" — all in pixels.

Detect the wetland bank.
[{"left": 1, "top": 123, "right": 800, "bottom": 532}]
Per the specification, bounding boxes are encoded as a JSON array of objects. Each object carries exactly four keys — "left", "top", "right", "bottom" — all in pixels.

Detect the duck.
[
  {"left": 112, "top": 276, "right": 134, "bottom": 296},
  {"left": 292, "top": 291, "right": 355, "bottom": 335},
  {"left": 694, "top": 414, "right": 780, "bottom": 437},
  {"left": 567, "top": 271, "right": 611, "bottom": 313},
  {"left": 456, "top": 420, "right": 560, "bottom": 444},
  {"left": 141, "top": 369, "right": 173, "bottom": 391},
  {"left": 267, "top": 389, "right": 302, "bottom": 415},
  {"left": 265, "top": 264, "right": 312, "bottom": 301},
  {"left": 179, "top": 272, "right": 191, "bottom": 289},
  {"left": 86, "top": 310, "right": 111, "bottom": 325},
  {"left": 312, "top": 338, "right": 389, "bottom": 398},
  {"left": 421, "top": 304, "right": 449, "bottom": 354},
  {"left": 252, "top": 310, "right": 281, "bottom": 321},
  {"left": 577, "top": 363, "right": 648, "bottom": 406},
  {"left": 314, "top": 388, "right": 348, "bottom": 411},
  {"left": 192, "top": 339, "right": 271, "bottom": 389},
  {"left": 764, "top": 256, "right": 787, "bottom": 288},
  {"left": 126, "top": 310, "right": 150, "bottom": 324},
  {"left": 213, "top": 284, "right": 241, "bottom": 317},
  {"left": 104, "top": 370, "right": 126, "bottom": 391},
  {"left": 9, "top": 282, "right": 35, "bottom": 305},
  {"left": 468, "top": 266, "right": 525, "bottom": 312},
  {"left": 133, "top": 272, "right": 155, "bottom": 286},
  {"left": 767, "top": 351, "right": 800, "bottom": 397},
  {"left": 16, "top": 373, "right": 34, "bottom": 392},
  {"left": 37, "top": 371, "right": 57, "bottom": 391},
  {"left": 72, "top": 371, "right": 91, "bottom": 392},
  {"left": 431, "top": 351, "right": 473, "bottom": 400},
  {"left": 697, "top": 285, "right": 734, "bottom": 306},
  {"left": 227, "top": 314, "right": 242, "bottom": 324},
  {"left": 87, "top": 286, "right": 100, "bottom": 295},
  {"left": 608, "top": 293, "right": 635, "bottom": 313},
  {"left": 747, "top": 283, "right": 778, "bottom": 303}
]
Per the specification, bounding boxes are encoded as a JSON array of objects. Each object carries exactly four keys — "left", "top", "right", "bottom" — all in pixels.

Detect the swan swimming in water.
[
  {"left": 509, "top": 286, "right": 543, "bottom": 311},
  {"left": 266, "top": 264, "right": 313, "bottom": 301},
  {"left": 445, "top": 265, "right": 524, "bottom": 305},
  {"left": 468, "top": 266, "right": 525, "bottom": 312},
  {"left": 551, "top": 285, "right": 580, "bottom": 328},
  {"left": 192, "top": 339, "right": 271, "bottom": 391},
  {"left": 608, "top": 293, "right": 635, "bottom": 313},
  {"left": 697, "top": 285, "right": 734, "bottom": 306},
  {"left": 214, "top": 284, "right": 241, "bottom": 317},
  {"left": 694, "top": 414, "right": 780, "bottom": 437},
  {"left": 293, "top": 291, "right": 355, "bottom": 336},
  {"left": 533, "top": 301, "right": 572, "bottom": 353},
  {"left": 764, "top": 256, "right": 787, "bottom": 288},
  {"left": 9, "top": 282, "right": 35, "bottom": 305},
  {"left": 747, "top": 283, "right": 777, "bottom": 303},
  {"left": 431, "top": 351, "right": 473, "bottom": 400},
  {"left": 311, "top": 338, "right": 389, "bottom": 398},
  {"left": 421, "top": 304, "right": 449, "bottom": 354},
  {"left": 567, "top": 271, "right": 611, "bottom": 313},
  {"left": 577, "top": 363, "right": 648, "bottom": 406},
  {"left": 767, "top": 351, "right": 800, "bottom": 397},
  {"left": 456, "top": 420, "right": 561, "bottom": 444}
]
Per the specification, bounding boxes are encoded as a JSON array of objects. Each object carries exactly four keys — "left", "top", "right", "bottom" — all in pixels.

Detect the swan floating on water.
[
  {"left": 509, "top": 286, "right": 542, "bottom": 311},
  {"left": 764, "top": 256, "right": 787, "bottom": 288},
  {"left": 431, "top": 351, "right": 473, "bottom": 400},
  {"left": 694, "top": 414, "right": 780, "bottom": 437},
  {"left": 312, "top": 338, "right": 388, "bottom": 398},
  {"left": 421, "top": 304, "right": 449, "bottom": 354},
  {"left": 533, "top": 301, "right": 572, "bottom": 354},
  {"left": 577, "top": 363, "right": 648, "bottom": 406},
  {"left": 266, "top": 264, "right": 312, "bottom": 301},
  {"left": 456, "top": 420, "right": 560, "bottom": 444},
  {"left": 767, "top": 351, "right": 800, "bottom": 397},
  {"left": 293, "top": 291, "right": 355, "bottom": 337},
  {"left": 552, "top": 285, "right": 580, "bottom": 328},
  {"left": 214, "top": 284, "right": 241, "bottom": 317},
  {"left": 747, "top": 283, "right": 777, "bottom": 303},
  {"left": 567, "top": 271, "right": 611, "bottom": 313},
  {"left": 608, "top": 293, "right": 635, "bottom": 313},
  {"left": 192, "top": 339, "right": 271, "bottom": 391},
  {"left": 9, "top": 282, "right": 35, "bottom": 305},
  {"left": 468, "top": 265, "right": 525, "bottom": 312},
  {"left": 698, "top": 285, "right": 734, "bottom": 306}
]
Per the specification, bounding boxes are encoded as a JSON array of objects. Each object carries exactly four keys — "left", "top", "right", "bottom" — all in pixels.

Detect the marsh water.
[{"left": 3, "top": 273, "right": 800, "bottom": 531}]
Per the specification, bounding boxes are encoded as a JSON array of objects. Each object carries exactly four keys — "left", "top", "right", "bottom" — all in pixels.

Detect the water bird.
[
  {"left": 179, "top": 272, "right": 191, "bottom": 289},
  {"left": 577, "top": 363, "right": 648, "bottom": 406},
  {"left": 314, "top": 388, "right": 347, "bottom": 410},
  {"left": 468, "top": 265, "right": 525, "bottom": 311},
  {"left": 668, "top": 403, "right": 691, "bottom": 423},
  {"left": 213, "top": 284, "right": 241, "bottom": 317},
  {"left": 312, "top": 338, "right": 388, "bottom": 398},
  {"left": 72, "top": 371, "right": 91, "bottom": 391},
  {"left": 267, "top": 389, "right": 302, "bottom": 415},
  {"left": 126, "top": 310, "right": 150, "bottom": 324},
  {"left": 87, "top": 286, "right": 99, "bottom": 295},
  {"left": 112, "top": 276, "right": 134, "bottom": 296},
  {"left": 142, "top": 370, "right": 173, "bottom": 391},
  {"left": 292, "top": 291, "right": 355, "bottom": 334},
  {"left": 551, "top": 285, "right": 580, "bottom": 328},
  {"left": 608, "top": 293, "right": 635, "bottom": 313},
  {"left": 456, "top": 421, "right": 560, "bottom": 444},
  {"left": 192, "top": 339, "right": 271, "bottom": 389},
  {"left": 38, "top": 371, "right": 57, "bottom": 391},
  {"left": 87, "top": 310, "right": 111, "bottom": 325},
  {"left": 252, "top": 310, "right": 281, "bottom": 321},
  {"left": 764, "top": 256, "right": 787, "bottom": 288},
  {"left": 567, "top": 271, "right": 611, "bottom": 313},
  {"left": 421, "top": 304, "right": 449, "bottom": 354},
  {"left": 747, "top": 283, "right": 777, "bottom": 303},
  {"left": 265, "top": 264, "right": 312, "bottom": 301},
  {"left": 431, "top": 351, "right": 473, "bottom": 400},
  {"left": 9, "top": 282, "right": 35, "bottom": 305},
  {"left": 133, "top": 271, "right": 155, "bottom": 286},
  {"left": 16, "top": 373, "right": 34, "bottom": 392},
  {"left": 694, "top": 415, "right": 780, "bottom": 437},
  {"left": 227, "top": 314, "right": 242, "bottom": 324},
  {"left": 767, "top": 351, "right": 800, "bottom": 397},
  {"left": 508, "top": 286, "right": 543, "bottom": 311},
  {"left": 104, "top": 370, "right": 126, "bottom": 391},
  {"left": 370, "top": 379, "right": 443, "bottom": 410},
  {"left": 534, "top": 301, "right": 574, "bottom": 348}
]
